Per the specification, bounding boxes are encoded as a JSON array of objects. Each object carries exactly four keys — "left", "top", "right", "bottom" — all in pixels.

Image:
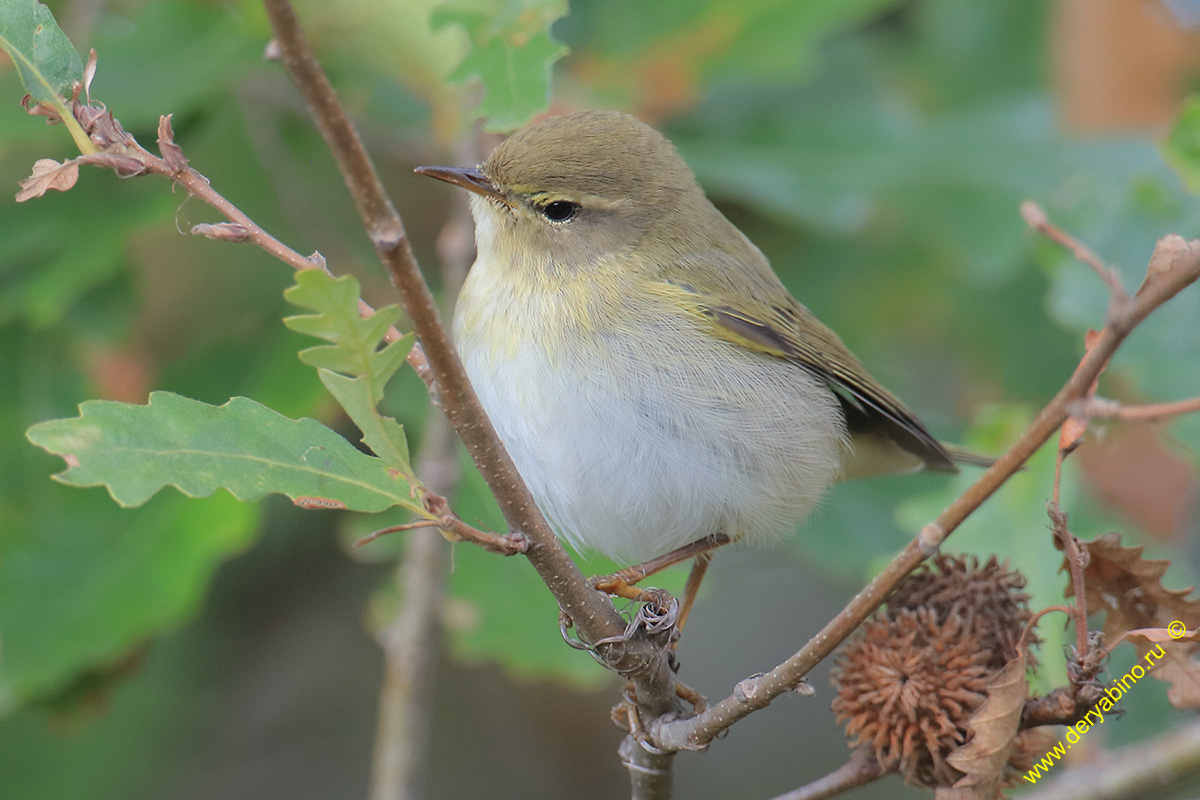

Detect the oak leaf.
[
  {"left": 938, "top": 654, "right": 1026, "bottom": 799},
  {"left": 1074, "top": 533, "right": 1200, "bottom": 711},
  {"left": 16, "top": 157, "right": 79, "bottom": 201}
]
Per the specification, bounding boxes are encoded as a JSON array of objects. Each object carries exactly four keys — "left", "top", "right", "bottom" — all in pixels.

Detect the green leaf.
[
  {"left": 1163, "top": 94, "right": 1200, "bottom": 195},
  {"left": 318, "top": 368, "right": 412, "bottom": 469},
  {"left": 0, "top": 0, "right": 82, "bottom": 106},
  {"left": 0, "top": 489, "right": 256, "bottom": 710},
  {"left": 558, "top": 0, "right": 903, "bottom": 101},
  {"left": 434, "top": 0, "right": 569, "bottom": 131},
  {"left": 0, "top": 0, "right": 91, "bottom": 153},
  {"left": 283, "top": 268, "right": 417, "bottom": 472},
  {"left": 25, "top": 392, "right": 423, "bottom": 515}
]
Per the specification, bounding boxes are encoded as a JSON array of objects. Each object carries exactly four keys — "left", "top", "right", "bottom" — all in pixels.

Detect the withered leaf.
[
  {"left": 1077, "top": 424, "right": 1197, "bottom": 540},
  {"left": 1138, "top": 235, "right": 1195, "bottom": 295},
  {"left": 76, "top": 153, "right": 148, "bottom": 178},
  {"left": 938, "top": 654, "right": 1027, "bottom": 800},
  {"left": 83, "top": 49, "right": 98, "bottom": 103},
  {"left": 1123, "top": 626, "right": 1200, "bottom": 645},
  {"left": 191, "top": 223, "right": 249, "bottom": 242},
  {"left": 16, "top": 158, "right": 80, "bottom": 202},
  {"left": 157, "top": 114, "right": 187, "bottom": 172},
  {"left": 1074, "top": 533, "right": 1200, "bottom": 711}
]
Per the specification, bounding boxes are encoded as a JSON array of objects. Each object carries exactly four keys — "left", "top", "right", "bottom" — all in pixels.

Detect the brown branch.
[
  {"left": 352, "top": 488, "right": 528, "bottom": 553},
  {"left": 765, "top": 750, "right": 886, "bottom": 800},
  {"left": 1017, "top": 719, "right": 1200, "bottom": 800},
  {"left": 147, "top": 117, "right": 418, "bottom": 351},
  {"left": 1021, "top": 687, "right": 1093, "bottom": 729},
  {"left": 1022, "top": 199, "right": 1126, "bottom": 305},
  {"left": 370, "top": 414, "right": 454, "bottom": 800},
  {"left": 1048, "top": 502, "right": 1091, "bottom": 658},
  {"left": 52, "top": 12, "right": 676, "bottom": 795},
  {"left": 649, "top": 232, "right": 1200, "bottom": 753},
  {"left": 257, "top": 3, "right": 676, "bottom": 737},
  {"left": 1077, "top": 394, "right": 1200, "bottom": 422},
  {"left": 369, "top": 140, "right": 477, "bottom": 800},
  {"left": 1019, "top": 607, "right": 1109, "bottom": 729}
]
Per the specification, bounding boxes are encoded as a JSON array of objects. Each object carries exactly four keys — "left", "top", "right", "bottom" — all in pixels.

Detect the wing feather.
[{"left": 653, "top": 274, "right": 957, "bottom": 473}]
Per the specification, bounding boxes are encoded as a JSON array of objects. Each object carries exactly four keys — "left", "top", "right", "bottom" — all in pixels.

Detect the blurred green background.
[{"left": 2, "top": 0, "right": 1199, "bottom": 798}]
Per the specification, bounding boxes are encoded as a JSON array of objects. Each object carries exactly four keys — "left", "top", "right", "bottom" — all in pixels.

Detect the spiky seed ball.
[
  {"left": 889, "top": 554, "right": 1035, "bottom": 668},
  {"left": 831, "top": 608, "right": 993, "bottom": 788}
]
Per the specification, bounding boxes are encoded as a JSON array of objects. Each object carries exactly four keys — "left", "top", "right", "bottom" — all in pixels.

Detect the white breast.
[{"left": 453, "top": 260, "right": 848, "bottom": 563}]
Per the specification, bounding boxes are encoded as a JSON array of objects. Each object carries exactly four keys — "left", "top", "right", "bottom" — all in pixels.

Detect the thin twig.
[
  {"left": 354, "top": 501, "right": 527, "bottom": 555},
  {"left": 356, "top": 520, "right": 442, "bottom": 547},
  {"left": 370, "top": 414, "right": 454, "bottom": 800},
  {"left": 148, "top": 116, "right": 416, "bottom": 351},
  {"left": 649, "top": 233, "right": 1200, "bottom": 753},
  {"left": 1017, "top": 719, "right": 1200, "bottom": 800},
  {"left": 1052, "top": 368, "right": 1092, "bottom": 661},
  {"left": 256, "top": 9, "right": 679, "bottom": 766},
  {"left": 765, "top": 750, "right": 886, "bottom": 800},
  {"left": 1021, "top": 199, "right": 1126, "bottom": 303},
  {"left": 1077, "top": 395, "right": 1200, "bottom": 422},
  {"left": 369, "top": 138, "right": 477, "bottom": 800},
  {"left": 1048, "top": 501, "right": 1091, "bottom": 658}
]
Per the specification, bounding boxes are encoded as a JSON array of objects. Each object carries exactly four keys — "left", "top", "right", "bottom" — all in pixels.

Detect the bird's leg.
[
  {"left": 593, "top": 537, "right": 729, "bottom": 720},
  {"left": 676, "top": 551, "right": 714, "bottom": 633},
  {"left": 590, "top": 533, "right": 730, "bottom": 604}
]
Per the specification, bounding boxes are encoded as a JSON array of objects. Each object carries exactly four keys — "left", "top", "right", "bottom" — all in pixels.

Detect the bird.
[{"left": 417, "top": 110, "right": 982, "bottom": 623}]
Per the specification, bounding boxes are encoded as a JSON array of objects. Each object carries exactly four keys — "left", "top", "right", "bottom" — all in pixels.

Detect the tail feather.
[{"left": 942, "top": 442, "right": 997, "bottom": 469}]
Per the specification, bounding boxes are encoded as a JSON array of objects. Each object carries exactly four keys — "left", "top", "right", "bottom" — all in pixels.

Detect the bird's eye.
[{"left": 540, "top": 200, "right": 579, "bottom": 223}]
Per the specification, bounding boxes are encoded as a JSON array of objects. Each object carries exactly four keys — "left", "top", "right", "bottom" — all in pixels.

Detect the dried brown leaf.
[
  {"left": 83, "top": 49, "right": 98, "bottom": 103},
  {"left": 76, "top": 153, "right": 147, "bottom": 178},
  {"left": 1122, "top": 626, "right": 1199, "bottom": 645},
  {"left": 1139, "top": 234, "right": 1195, "bottom": 295},
  {"left": 1077, "top": 424, "right": 1197, "bottom": 541},
  {"left": 191, "top": 223, "right": 249, "bottom": 242},
  {"left": 16, "top": 158, "right": 80, "bottom": 202},
  {"left": 21, "top": 94, "right": 63, "bottom": 124},
  {"left": 1149, "top": 644, "right": 1200, "bottom": 711},
  {"left": 1075, "top": 533, "right": 1200, "bottom": 711},
  {"left": 157, "top": 114, "right": 187, "bottom": 172},
  {"left": 938, "top": 654, "right": 1027, "bottom": 799}
]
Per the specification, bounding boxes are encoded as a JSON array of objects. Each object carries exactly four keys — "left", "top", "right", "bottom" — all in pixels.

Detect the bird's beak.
[{"left": 414, "top": 165, "right": 507, "bottom": 203}]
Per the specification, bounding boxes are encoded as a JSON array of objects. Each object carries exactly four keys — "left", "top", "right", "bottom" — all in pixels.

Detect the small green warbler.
[{"left": 418, "top": 110, "right": 977, "bottom": 570}]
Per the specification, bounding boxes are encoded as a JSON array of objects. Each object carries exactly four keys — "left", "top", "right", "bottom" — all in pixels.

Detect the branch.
[
  {"left": 1017, "top": 719, "right": 1200, "bottom": 800},
  {"left": 765, "top": 750, "right": 886, "bottom": 800},
  {"left": 149, "top": 116, "right": 415, "bottom": 356},
  {"left": 256, "top": 5, "right": 679, "bottom": 749},
  {"left": 1077, "top": 394, "right": 1200, "bottom": 422},
  {"left": 370, "top": 168, "right": 473, "bottom": 800},
  {"left": 370, "top": 414, "right": 454, "bottom": 800},
  {"left": 649, "top": 231, "right": 1200, "bottom": 753},
  {"left": 355, "top": 498, "right": 529, "bottom": 555},
  {"left": 1021, "top": 200, "right": 1126, "bottom": 306},
  {"left": 33, "top": 12, "right": 675, "bottom": 796}
]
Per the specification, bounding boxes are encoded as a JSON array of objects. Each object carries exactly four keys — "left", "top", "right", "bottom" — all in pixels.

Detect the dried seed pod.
[
  {"left": 890, "top": 554, "right": 1035, "bottom": 668},
  {"left": 832, "top": 554, "right": 1041, "bottom": 789},
  {"left": 832, "top": 608, "right": 992, "bottom": 787}
]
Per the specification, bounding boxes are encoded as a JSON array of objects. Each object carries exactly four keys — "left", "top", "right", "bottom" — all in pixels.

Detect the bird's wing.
[{"left": 650, "top": 273, "right": 958, "bottom": 473}]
